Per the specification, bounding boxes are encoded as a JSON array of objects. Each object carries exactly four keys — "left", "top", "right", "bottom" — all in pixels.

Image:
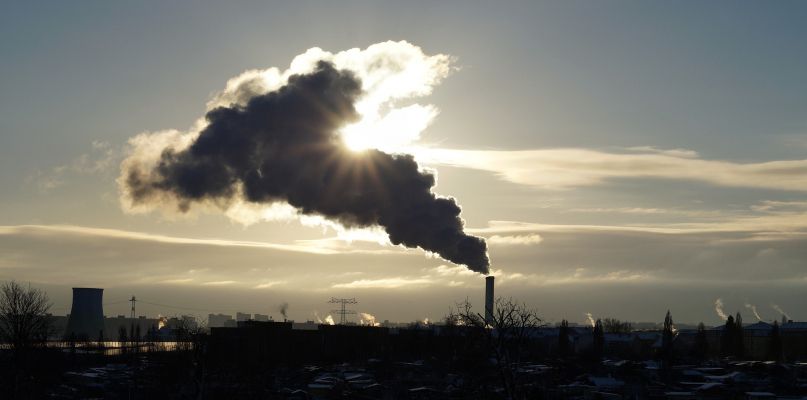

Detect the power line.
[
  {"left": 328, "top": 298, "right": 357, "bottom": 325},
  {"left": 136, "top": 300, "right": 209, "bottom": 312},
  {"left": 51, "top": 299, "right": 129, "bottom": 312}
]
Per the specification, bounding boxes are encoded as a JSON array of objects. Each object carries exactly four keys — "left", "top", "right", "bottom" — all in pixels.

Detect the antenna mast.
[{"left": 327, "top": 297, "right": 357, "bottom": 325}]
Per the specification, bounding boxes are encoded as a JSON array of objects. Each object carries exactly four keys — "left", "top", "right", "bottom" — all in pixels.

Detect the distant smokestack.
[
  {"left": 64, "top": 288, "right": 105, "bottom": 340},
  {"left": 485, "top": 276, "right": 495, "bottom": 327}
]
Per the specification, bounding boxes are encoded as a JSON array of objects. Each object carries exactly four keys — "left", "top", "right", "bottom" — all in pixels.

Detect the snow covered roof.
[
  {"left": 569, "top": 327, "right": 593, "bottom": 335},
  {"left": 781, "top": 322, "right": 807, "bottom": 330},
  {"left": 743, "top": 322, "right": 773, "bottom": 330},
  {"left": 603, "top": 333, "right": 634, "bottom": 342},
  {"left": 634, "top": 332, "right": 661, "bottom": 340},
  {"left": 692, "top": 382, "right": 723, "bottom": 391},
  {"left": 704, "top": 371, "right": 743, "bottom": 382}
]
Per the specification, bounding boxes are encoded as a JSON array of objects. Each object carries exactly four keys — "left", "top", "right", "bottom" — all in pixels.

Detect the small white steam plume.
[
  {"left": 744, "top": 303, "right": 761, "bottom": 321},
  {"left": 360, "top": 312, "right": 380, "bottom": 327},
  {"left": 584, "top": 313, "right": 595, "bottom": 327},
  {"left": 771, "top": 304, "right": 790, "bottom": 320},
  {"left": 324, "top": 315, "right": 335, "bottom": 325},
  {"left": 313, "top": 311, "right": 323, "bottom": 324},
  {"left": 715, "top": 298, "right": 728, "bottom": 321},
  {"left": 423, "top": 318, "right": 430, "bottom": 325}
]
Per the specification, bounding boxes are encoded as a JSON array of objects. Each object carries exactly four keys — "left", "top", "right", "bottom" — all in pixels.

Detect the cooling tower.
[
  {"left": 64, "top": 288, "right": 105, "bottom": 340},
  {"left": 485, "top": 276, "right": 494, "bottom": 327}
]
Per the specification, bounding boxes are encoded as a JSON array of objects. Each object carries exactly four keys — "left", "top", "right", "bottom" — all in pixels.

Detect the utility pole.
[
  {"left": 328, "top": 298, "right": 357, "bottom": 325},
  {"left": 130, "top": 296, "right": 137, "bottom": 319}
]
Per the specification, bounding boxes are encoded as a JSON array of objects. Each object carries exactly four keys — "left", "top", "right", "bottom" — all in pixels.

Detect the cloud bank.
[
  {"left": 413, "top": 148, "right": 807, "bottom": 191},
  {"left": 1, "top": 223, "right": 805, "bottom": 323}
]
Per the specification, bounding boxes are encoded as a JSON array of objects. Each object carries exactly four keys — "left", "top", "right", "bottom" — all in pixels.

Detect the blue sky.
[{"left": 1, "top": 2, "right": 806, "bottom": 326}]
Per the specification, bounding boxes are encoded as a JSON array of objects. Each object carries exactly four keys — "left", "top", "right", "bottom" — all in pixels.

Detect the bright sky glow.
[{"left": 341, "top": 104, "right": 437, "bottom": 152}]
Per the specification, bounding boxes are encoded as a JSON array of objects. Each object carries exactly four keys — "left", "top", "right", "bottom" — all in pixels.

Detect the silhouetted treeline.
[{"left": 5, "top": 283, "right": 807, "bottom": 400}]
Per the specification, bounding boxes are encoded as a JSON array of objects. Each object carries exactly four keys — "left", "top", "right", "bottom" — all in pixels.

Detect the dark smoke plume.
[
  {"left": 278, "top": 301, "right": 289, "bottom": 320},
  {"left": 124, "top": 61, "right": 490, "bottom": 273}
]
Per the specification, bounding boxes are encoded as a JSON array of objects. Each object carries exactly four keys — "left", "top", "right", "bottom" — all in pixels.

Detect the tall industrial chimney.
[
  {"left": 64, "top": 288, "right": 106, "bottom": 340},
  {"left": 485, "top": 276, "right": 494, "bottom": 327}
]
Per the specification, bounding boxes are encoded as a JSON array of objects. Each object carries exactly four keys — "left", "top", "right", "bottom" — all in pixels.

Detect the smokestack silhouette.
[
  {"left": 122, "top": 61, "right": 489, "bottom": 273},
  {"left": 64, "top": 288, "right": 105, "bottom": 340},
  {"left": 485, "top": 276, "right": 494, "bottom": 326}
]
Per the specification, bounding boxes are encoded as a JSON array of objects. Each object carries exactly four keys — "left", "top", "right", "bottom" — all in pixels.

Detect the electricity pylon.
[{"left": 328, "top": 298, "right": 357, "bottom": 325}]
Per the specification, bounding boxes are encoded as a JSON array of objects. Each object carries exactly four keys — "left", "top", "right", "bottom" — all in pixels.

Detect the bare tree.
[
  {"left": 602, "top": 317, "right": 633, "bottom": 335},
  {"left": 118, "top": 325, "right": 129, "bottom": 359},
  {"left": 0, "top": 281, "right": 59, "bottom": 398},
  {"left": 173, "top": 315, "right": 208, "bottom": 400},
  {"left": 131, "top": 323, "right": 141, "bottom": 357},
  {"left": 448, "top": 297, "right": 542, "bottom": 400}
]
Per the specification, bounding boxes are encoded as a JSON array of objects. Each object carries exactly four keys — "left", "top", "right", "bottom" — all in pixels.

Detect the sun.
[
  {"left": 341, "top": 120, "right": 381, "bottom": 152},
  {"left": 340, "top": 112, "right": 430, "bottom": 153},
  {"left": 342, "top": 124, "right": 374, "bottom": 151}
]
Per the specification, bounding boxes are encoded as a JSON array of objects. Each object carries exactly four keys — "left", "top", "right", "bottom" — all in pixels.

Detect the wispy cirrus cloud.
[
  {"left": 487, "top": 233, "right": 543, "bottom": 245},
  {"left": 412, "top": 148, "right": 807, "bottom": 191},
  {"left": 157, "top": 278, "right": 194, "bottom": 284},
  {"left": 750, "top": 200, "right": 807, "bottom": 212},
  {"left": 565, "top": 207, "right": 724, "bottom": 217},
  {"left": 25, "top": 167, "right": 66, "bottom": 194},
  {"left": 470, "top": 203, "right": 807, "bottom": 237},
  {"left": 542, "top": 269, "right": 657, "bottom": 285},
  {"left": 0, "top": 223, "right": 438, "bottom": 291},
  {"left": 467, "top": 221, "right": 696, "bottom": 235},
  {"left": 483, "top": 268, "right": 657, "bottom": 287},
  {"left": 26, "top": 141, "right": 120, "bottom": 194},
  {"left": 332, "top": 278, "right": 432, "bottom": 289},
  {"left": 255, "top": 281, "right": 285, "bottom": 289},
  {"left": 0, "top": 225, "right": 339, "bottom": 254},
  {"left": 203, "top": 280, "right": 235, "bottom": 285},
  {"left": 431, "top": 265, "right": 476, "bottom": 276},
  {"left": 622, "top": 146, "right": 699, "bottom": 159}
]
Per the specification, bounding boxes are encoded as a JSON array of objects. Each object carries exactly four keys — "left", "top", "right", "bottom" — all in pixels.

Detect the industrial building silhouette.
[{"left": 63, "top": 288, "right": 106, "bottom": 340}]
